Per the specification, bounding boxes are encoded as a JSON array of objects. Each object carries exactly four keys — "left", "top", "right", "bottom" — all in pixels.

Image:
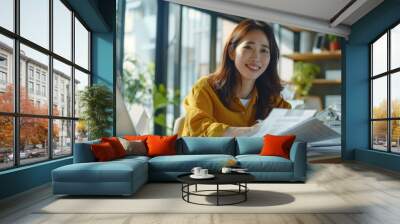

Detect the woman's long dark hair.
[{"left": 209, "top": 19, "right": 283, "bottom": 120}]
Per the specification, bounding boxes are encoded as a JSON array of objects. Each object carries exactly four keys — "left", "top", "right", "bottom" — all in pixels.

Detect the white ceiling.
[
  {"left": 165, "top": 0, "right": 384, "bottom": 38},
  {"left": 225, "top": 0, "right": 352, "bottom": 23}
]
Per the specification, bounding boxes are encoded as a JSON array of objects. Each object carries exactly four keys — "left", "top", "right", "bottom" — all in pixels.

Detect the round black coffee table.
[{"left": 177, "top": 173, "right": 255, "bottom": 206}]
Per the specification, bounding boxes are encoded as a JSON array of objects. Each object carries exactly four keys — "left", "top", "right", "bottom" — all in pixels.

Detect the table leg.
[
  {"left": 195, "top": 184, "right": 197, "bottom": 192},
  {"left": 217, "top": 184, "right": 219, "bottom": 206},
  {"left": 245, "top": 183, "right": 247, "bottom": 201}
]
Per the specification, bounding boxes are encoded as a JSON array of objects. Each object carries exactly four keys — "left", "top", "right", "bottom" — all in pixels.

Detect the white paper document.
[{"left": 251, "top": 109, "right": 340, "bottom": 143}]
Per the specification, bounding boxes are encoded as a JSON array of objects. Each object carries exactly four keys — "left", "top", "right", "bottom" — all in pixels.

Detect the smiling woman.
[{"left": 179, "top": 19, "right": 291, "bottom": 137}]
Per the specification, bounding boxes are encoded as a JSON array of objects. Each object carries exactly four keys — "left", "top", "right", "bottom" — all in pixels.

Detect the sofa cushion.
[
  {"left": 124, "top": 135, "right": 150, "bottom": 141},
  {"left": 260, "top": 134, "right": 296, "bottom": 159},
  {"left": 73, "top": 139, "right": 100, "bottom": 163},
  {"left": 236, "top": 155, "right": 293, "bottom": 172},
  {"left": 236, "top": 137, "right": 263, "bottom": 155},
  {"left": 147, "top": 135, "right": 178, "bottom": 157},
  {"left": 148, "top": 154, "right": 235, "bottom": 172},
  {"left": 91, "top": 142, "right": 118, "bottom": 161},
  {"left": 115, "top": 155, "right": 150, "bottom": 163},
  {"left": 101, "top": 137, "right": 127, "bottom": 158},
  {"left": 178, "top": 137, "right": 235, "bottom": 155},
  {"left": 52, "top": 158, "right": 147, "bottom": 183}
]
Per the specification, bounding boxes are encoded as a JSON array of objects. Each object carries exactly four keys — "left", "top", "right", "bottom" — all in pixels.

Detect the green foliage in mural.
[{"left": 123, "top": 58, "right": 180, "bottom": 132}]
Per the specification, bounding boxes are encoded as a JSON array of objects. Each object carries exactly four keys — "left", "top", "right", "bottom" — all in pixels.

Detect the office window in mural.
[
  {"left": 216, "top": 18, "right": 237, "bottom": 67},
  {"left": 371, "top": 23, "right": 400, "bottom": 153},
  {"left": 180, "top": 7, "right": 211, "bottom": 104},
  {"left": 120, "top": 0, "right": 157, "bottom": 135}
]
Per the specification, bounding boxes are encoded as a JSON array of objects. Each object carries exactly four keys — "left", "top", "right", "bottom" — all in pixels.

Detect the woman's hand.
[{"left": 223, "top": 122, "right": 261, "bottom": 137}]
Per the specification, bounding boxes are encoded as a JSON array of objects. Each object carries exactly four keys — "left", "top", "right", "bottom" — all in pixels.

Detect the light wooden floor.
[{"left": 1, "top": 159, "right": 400, "bottom": 224}]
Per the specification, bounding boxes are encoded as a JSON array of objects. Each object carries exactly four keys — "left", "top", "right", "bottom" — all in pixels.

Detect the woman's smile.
[{"left": 245, "top": 63, "right": 262, "bottom": 71}]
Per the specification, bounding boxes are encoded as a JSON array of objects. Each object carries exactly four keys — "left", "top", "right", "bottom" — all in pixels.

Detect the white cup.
[
  {"left": 221, "top": 167, "right": 232, "bottom": 174},
  {"left": 191, "top": 167, "right": 202, "bottom": 176},
  {"left": 200, "top": 169, "right": 208, "bottom": 176}
]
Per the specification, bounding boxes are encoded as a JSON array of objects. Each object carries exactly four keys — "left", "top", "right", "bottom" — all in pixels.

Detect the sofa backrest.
[
  {"left": 235, "top": 137, "right": 263, "bottom": 155},
  {"left": 178, "top": 137, "right": 235, "bottom": 155},
  {"left": 73, "top": 139, "right": 100, "bottom": 163}
]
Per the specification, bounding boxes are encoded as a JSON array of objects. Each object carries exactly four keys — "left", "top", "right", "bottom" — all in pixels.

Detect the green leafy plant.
[
  {"left": 326, "top": 34, "right": 338, "bottom": 42},
  {"left": 292, "top": 62, "right": 320, "bottom": 97},
  {"left": 79, "top": 84, "right": 113, "bottom": 140},
  {"left": 123, "top": 58, "right": 180, "bottom": 132}
]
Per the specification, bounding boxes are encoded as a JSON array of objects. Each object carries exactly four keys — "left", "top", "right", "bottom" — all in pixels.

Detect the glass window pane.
[
  {"left": 165, "top": 3, "right": 180, "bottom": 134},
  {"left": 391, "top": 24, "right": 400, "bottom": 70},
  {"left": 20, "top": 44, "right": 49, "bottom": 115},
  {"left": 0, "top": 116, "right": 14, "bottom": 170},
  {"left": 20, "top": 117, "right": 49, "bottom": 165},
  {"left": 372, "top": 33, "right": 387, "bottom": 76},
  {"left": 372, "top": 121, "right": 388, "bottom": 151},
  {"left": 20, "top": 0, "right": 49, "bottom": 49},
  {"left": 391, "top": 120, "right": 400, "bottom": 153},
  {"left": 75, "top": 120, "right": 88, "bottom": 143},
  {"left": 0, "top": 0, "right": 14, "bottom": 31},
  {"left": 53, "top": 59, "right": 72, "bottom": 117},
  {"left": 122, "top": 0, "right": 157, "bottom": 134},
  {"left": 372, "top": 77, "right": 387, "bottom": 119},
  {"left": 74, "top": 69, "right": 89, "bottom": 118},
  {"left": 216, "top": 18, "right": 236, "bottom": 67},
  {"left": 0, "top": 35, "right": 14, "bottom": 113},
  {"left": 53, "top": 119, "right": 72, "bottom": 157},
  {"left": 75, "top": 18, "right": 89, "bottom": 70},
  {"left": 391, "top": 72, "right": 400, "bottom": 118},
  {"left": 53, "top": 0, "right": 72, "bottom": 60},
  {"left": 180, "top": 7, "right": 211, "bottom": 104}
]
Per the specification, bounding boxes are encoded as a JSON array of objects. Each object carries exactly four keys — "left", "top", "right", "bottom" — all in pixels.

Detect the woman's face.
[{"left": 230, "top": 30, "right": 270, "bottom": 82}]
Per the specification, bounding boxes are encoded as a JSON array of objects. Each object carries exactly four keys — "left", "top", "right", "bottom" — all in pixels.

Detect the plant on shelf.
[
  {"left": 291, "top": 62, "right": 320, "bottom": 97},
  {"left": 326, "top": 34, "right": 340, "bottom": 51},
  {"left": 79, "top": 84, "right": 113, "bottom": 140}
]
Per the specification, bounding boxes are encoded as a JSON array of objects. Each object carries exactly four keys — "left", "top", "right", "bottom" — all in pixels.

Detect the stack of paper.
[{"left": 251, "top": 109, "right": 340, "bottom": 143}]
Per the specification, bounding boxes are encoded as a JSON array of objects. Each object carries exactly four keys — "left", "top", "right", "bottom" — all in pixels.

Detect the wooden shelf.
[{"left": 282, "top": 51, "right": 341, "bottom": 61}]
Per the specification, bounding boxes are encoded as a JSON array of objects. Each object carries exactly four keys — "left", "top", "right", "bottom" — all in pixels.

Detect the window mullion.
[
  {"left": 71, "top": 10, "right": 76, "bottom": 153},
  {"left": 49, "top": 0, "right": 53, "bottom": 160},
  {"left": 388, "top": 29, "right": 391, "bottom": 152},
  {"left": 14, "top": 0, "right": 21, "bottom": 166}
]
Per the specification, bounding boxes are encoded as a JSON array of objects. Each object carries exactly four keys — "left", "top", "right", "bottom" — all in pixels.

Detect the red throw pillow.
[
  {"left": 260, "top": 134, "right": 296, "bottom": 159},
  {"left": 101, "top": 137, "right": 127, "bottom": 158},
  {"left": 146, "top": 135, "right": 178, "bottom": 157},
  {"left": 124, "top": 135, "right": 150, "bottom": 141},
  {"left": 91, "top": 142, "right": 117, "bottom": 161}
]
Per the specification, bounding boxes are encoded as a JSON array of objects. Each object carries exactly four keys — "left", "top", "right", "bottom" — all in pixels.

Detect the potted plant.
[
  {"left": 291, "top": 62, "right": 320, "bottom": 97},
  {"left": 79, "top": 84, "right": 113, "bottom": 140},
  {"left": 326, "top": 34, "right": 340, "bottom": 51}
]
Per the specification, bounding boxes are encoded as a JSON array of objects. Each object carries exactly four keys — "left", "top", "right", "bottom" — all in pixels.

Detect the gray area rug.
[{"left": 37, "top": 183, "right": 361, "bottom": 214}]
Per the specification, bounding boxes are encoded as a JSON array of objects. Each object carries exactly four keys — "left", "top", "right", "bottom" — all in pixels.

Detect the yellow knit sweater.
[{"left": 179, "top": 76, "right": 291, "bottom": 137}]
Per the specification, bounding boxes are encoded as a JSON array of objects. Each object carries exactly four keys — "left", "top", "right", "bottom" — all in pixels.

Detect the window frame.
[
  {"left": 369, "top": 20, "right": 400, "bottom": 154},
  {"left": 0, "top": 0, "right": 92, "bottom": 171}
]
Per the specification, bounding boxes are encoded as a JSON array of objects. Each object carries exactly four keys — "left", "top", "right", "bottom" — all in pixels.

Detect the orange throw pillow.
[
  {"left": 124, "top": 135, "right": 149, "bottom": 141},
  {"left": 260, "top": 134, "right": 296, "bottom": 159},
  {"left": 146, "top": 135, "right": 178, "bottom": 157},
  {"left": 91, "top": 142, "right": 117, "bottom": 161},
  {"left": 101, "top": 137, "right": 127, "bottom": 158}
]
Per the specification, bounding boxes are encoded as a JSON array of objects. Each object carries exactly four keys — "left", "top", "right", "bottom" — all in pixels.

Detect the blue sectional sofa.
[{"left": 52, "top": 137, "right": 307, "bottom": 196}]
